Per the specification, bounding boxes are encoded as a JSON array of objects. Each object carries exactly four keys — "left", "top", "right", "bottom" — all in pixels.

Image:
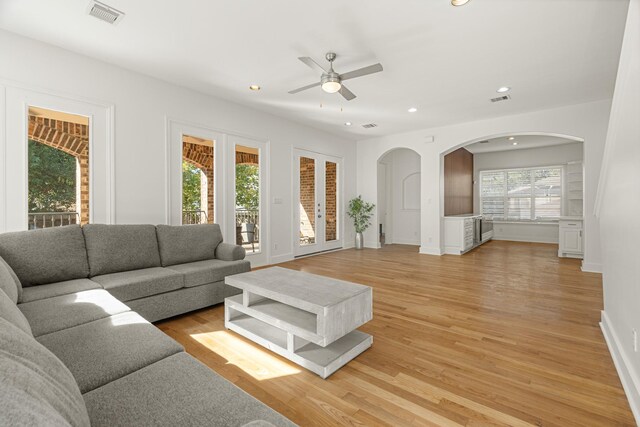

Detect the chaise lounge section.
[{"left": 0, "top": 224, "right": 295, "bottom": 427}]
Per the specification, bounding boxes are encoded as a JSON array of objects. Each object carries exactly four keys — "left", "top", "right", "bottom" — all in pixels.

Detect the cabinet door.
[{"left": 560, "top": 228, "right": 582, "bottom": 253}]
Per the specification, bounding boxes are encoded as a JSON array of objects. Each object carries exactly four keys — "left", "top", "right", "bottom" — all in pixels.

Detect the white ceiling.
[
  {"left": 0, "top": 0, "right": 629, "bottom": 140},
  {"left": 464, "top": 135, "right": 581, "bottom": 154}
]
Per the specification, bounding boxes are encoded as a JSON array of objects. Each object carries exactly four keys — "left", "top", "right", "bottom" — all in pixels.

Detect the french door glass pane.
[
  {"left": 325, "top": 161, "right": 337, "bottom": 242},
  {"left": 299, "top": 157, "right": 316, "bottom": 246},
  {"left": 182, "top": 135, "right": 214, "bottom": 225},
  {"left": 235, "top": 145, "right": 260, "bottom": 253}
]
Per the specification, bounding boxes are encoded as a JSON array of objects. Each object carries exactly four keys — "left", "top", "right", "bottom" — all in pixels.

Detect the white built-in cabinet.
[
  {"left": 565, "top": 161, "right": 584, "bottom": 217},
  {"left": 558, "top": 217, "right": 583, "bottom": 258}
]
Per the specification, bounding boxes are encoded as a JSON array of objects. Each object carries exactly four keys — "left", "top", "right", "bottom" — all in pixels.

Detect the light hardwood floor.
[{"left": 157, "top": 241, "right": 635, "bottom": 426}]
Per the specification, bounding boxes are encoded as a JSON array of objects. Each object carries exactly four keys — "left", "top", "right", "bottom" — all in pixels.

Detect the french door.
[{"left": 294, "top": 149, "right": 343, "bottom": 256}]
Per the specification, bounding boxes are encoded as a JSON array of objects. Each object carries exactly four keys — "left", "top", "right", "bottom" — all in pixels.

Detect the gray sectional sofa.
[{"left": 0, "top": 224, "right": 295, "bottom": 427}]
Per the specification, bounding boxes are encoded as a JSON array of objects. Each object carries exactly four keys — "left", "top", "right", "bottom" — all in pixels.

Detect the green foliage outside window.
[
  {"left": 28, "top": 140, "right": 77, "bottom": 212},
  {"left": 235, "top": 164, "right": 259, "bottom": 210},
  {"left": 182, "top": 161, "right": 202, "bottom": 211}
]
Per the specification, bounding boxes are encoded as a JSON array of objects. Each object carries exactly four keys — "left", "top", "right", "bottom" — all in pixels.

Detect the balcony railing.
[
  {"left": 28, "top": 212, "right": 79, "bottom": 229},
  {"left": 182, "top": 210, "right": 208, "bottom": 225}
]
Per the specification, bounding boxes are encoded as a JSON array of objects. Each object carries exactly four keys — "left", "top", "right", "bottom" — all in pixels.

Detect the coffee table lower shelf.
[{"left": 225, "top": 310, "right": 372, "bottom": 379}]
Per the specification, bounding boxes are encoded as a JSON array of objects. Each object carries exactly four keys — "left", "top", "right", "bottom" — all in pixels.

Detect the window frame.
[{"left": 479, "top": 165, "right": 564, "bottom": 222}]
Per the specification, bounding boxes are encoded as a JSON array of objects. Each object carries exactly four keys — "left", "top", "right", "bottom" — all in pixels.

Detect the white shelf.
[
  {"left": 226, "top": 294, "right": 324, "bottom": 345},
  {"left": 226, "top": 309, "right": 372, "bottom": 379}
]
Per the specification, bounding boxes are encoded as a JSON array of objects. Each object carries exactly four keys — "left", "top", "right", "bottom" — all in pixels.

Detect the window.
[{"left": 480, "top": 166, "right": 562, "bottom": 221}]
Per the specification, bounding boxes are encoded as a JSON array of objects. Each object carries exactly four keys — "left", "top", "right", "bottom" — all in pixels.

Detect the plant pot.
[{"left": 355, "top": 232, "right": 364, "bottom": 250}]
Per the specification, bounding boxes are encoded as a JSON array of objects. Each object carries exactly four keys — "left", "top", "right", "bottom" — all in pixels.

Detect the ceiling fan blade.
[
  {"left": 339, "top": 63, "right": 383, "bottom": 81},
  {"left": 288, "top": 81, "right": 321, "bottom": 94},
  {"left": 298, "top": 57, "right": 328, "bottom": 74},
  {"left": 339, "top": 85, "right": 356, "bottom": 101}
]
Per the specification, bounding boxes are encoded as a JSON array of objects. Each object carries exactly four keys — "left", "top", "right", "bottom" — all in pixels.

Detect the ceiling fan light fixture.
[
  {"left": 321, "top": 74, "right": 342, "bottom": 94},
  {"left": 451, "top": 0, "right": 471, "bottom": 6}
]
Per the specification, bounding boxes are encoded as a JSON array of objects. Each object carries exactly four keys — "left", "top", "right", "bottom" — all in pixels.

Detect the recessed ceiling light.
[
  {"left": 451, "top": 0, "right": 471, "bottom": 5},
  {"left": 512, "top": 142, "right": 518, "bottom": 146},
  {"left": 345, "top": 122, "right": 352, "bottom": 126},
  {"left": 497, "top": 86, "right": 511, "bottom": 93},
  {"left": 508, "top": 136, "right": 515, "bottom": 141},
  {"left": 408, "top": 107, "right": 418, "bottom": 113},
  {"left": 249, "top": 85, "right": 261, "bottom": 91}
]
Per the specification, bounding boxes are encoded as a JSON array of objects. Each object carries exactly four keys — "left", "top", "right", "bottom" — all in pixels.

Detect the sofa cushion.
[
  {"left": 156, "top": 224, "right": 223, "bottom": 266},
  {"left": 216, "top": 242, "right": 247, "bottom": 262},
  {"left": 0, "top": 255, "right": 21, "bottom": 303},
  {"left": 0, "top": 225, "right": 89, "bottom": 287},
  {"left": 83, "top": 224, "right": 161, "bottom": 276},
  {"left": 90, "top": 267, "right": 184, "bottom": 302},
  {"left": 19, "top": 289, "right": 130, "bottom": 337},
  {"left": 0, "top": 318, "right": 90, "bottom": 427},
  {"left": 0, "top": 288, "right": 32, "bottom": 336},
  {"left": 166, "top": 259, "right": 251, "bottom": 288},
  {"left": 37, "top": 311, "right": 183, "bottom": 393},
  {"left": 20, "top": 278, "right": 102, "bottom": 304},
  {"left": 82, "top": 352, "right": 296, "bottom": 427}
]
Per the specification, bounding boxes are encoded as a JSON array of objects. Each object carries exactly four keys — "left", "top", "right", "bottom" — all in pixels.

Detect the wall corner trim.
[
  {"left": 581, "top": 262, "right": 603, "bottom": 273},
  {"left": 600, "top": 310, "right": 640, "bottom": 425}
]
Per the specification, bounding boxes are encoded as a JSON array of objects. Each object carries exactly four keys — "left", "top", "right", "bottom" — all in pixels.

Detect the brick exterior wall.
[
  {"left": 28, "top": 115, "right": 90, "bottom": 224},
  {"left": 325, "top": 161, "right": 337, "bottom": 241}
]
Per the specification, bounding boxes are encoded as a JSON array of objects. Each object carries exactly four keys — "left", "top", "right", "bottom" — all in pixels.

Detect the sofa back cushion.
[
  {"left": 0, "top": 317, "right": 90, "bottom": 427},
  {"left": 156, "top": 224, "right": 223, "bottom": 266},
  {"left": 83, "top": 224, "right": 161, "bottom": 277},
  {"left": 0, "top": 225, "right": 89, "bottom": 287},
  {"left": 0, "top": 288, "right": 31, "bottom": 336},
  {"left": 0, "top": 256, "right": 21, "bottom": 303}
]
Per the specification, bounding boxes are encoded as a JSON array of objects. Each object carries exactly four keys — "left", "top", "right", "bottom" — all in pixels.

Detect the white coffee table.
[{"left": 224, "top": 266, "right": 373, "bottom": 378}]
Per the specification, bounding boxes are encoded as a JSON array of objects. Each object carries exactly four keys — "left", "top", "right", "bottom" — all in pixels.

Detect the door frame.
[
  {"left": 2, "top": 84, "right": 114, "bottom": 232},
  {"left": 293, "top": 148, "right": 344, "bottom": 257}
]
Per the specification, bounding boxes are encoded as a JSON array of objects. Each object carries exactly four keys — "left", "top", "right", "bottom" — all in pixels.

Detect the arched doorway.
[{"left": 377, "top": 148, "right": 421, "bottom": 248}]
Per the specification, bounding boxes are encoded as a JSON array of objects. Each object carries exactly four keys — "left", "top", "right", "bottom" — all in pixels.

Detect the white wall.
[
  {"left": 597, "top": 0, "right": 640, "bottom": 422},
  {"left": 0, "top": 30, "right": 357, "bottom": 265},
  {"left": 378, "top": 149, "right": 421, "bottom": 245},
  {"left": 473, "top": 142, "right": 583, "bottom": 244},
  {"left": 356, "top": 100, "right": 610, "bottom": 272}
]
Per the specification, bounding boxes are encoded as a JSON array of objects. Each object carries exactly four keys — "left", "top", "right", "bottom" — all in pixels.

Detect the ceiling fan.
[{"left": 288, "top": 52, "right": 383, "bottom": 101}]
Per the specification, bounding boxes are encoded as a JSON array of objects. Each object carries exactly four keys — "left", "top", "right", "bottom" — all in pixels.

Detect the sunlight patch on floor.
[{"left": 190, "top": 331, "right": 301, "bottom": 380}]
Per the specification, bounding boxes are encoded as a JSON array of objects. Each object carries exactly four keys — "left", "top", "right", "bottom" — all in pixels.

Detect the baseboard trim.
[
  {"left": 391, "top": 239, "right": 421, "bottom": 245},
  {"left": 419, "top": 246, "right": 443, "bottom": 256},
  {"left": 269, "top": 253, "right": 294, "bottom": 265},
  {"left": 581, "top": 262, "right": 603, "bottom": 273},
  {"left": 600, "top": 310, "right": 640, "bottom": 424},
  {"left": 492, "top": 236, "right": 559, "bottom": 244}
]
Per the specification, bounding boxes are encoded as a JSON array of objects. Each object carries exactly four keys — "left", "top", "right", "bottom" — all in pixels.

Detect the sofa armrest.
[{"left": 215, "top": 242, "right": 246, "bottom": 261}]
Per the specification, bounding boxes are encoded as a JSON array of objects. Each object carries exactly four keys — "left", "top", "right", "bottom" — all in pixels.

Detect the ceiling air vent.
[
  {"left": 490, "top": 95, "right": 511, "bottom": 103},
  {"left": 87, "top": 1, "right": 124, "bottom": 25},
  {"left": 478, "top": 140, "right": 490, "bottom": 144},
  {"left": 362, "top": 123, "right": 378, "bottom": 129}
]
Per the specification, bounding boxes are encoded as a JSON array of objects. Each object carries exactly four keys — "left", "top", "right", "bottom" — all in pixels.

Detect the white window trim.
[{"left": 479, "top": 165, "right": 564, "bottom": 222}]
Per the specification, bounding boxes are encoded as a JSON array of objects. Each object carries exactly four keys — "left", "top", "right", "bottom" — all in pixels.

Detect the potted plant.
[{"left": 347, "top": 195, "right": 375, "bottom": 249}]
